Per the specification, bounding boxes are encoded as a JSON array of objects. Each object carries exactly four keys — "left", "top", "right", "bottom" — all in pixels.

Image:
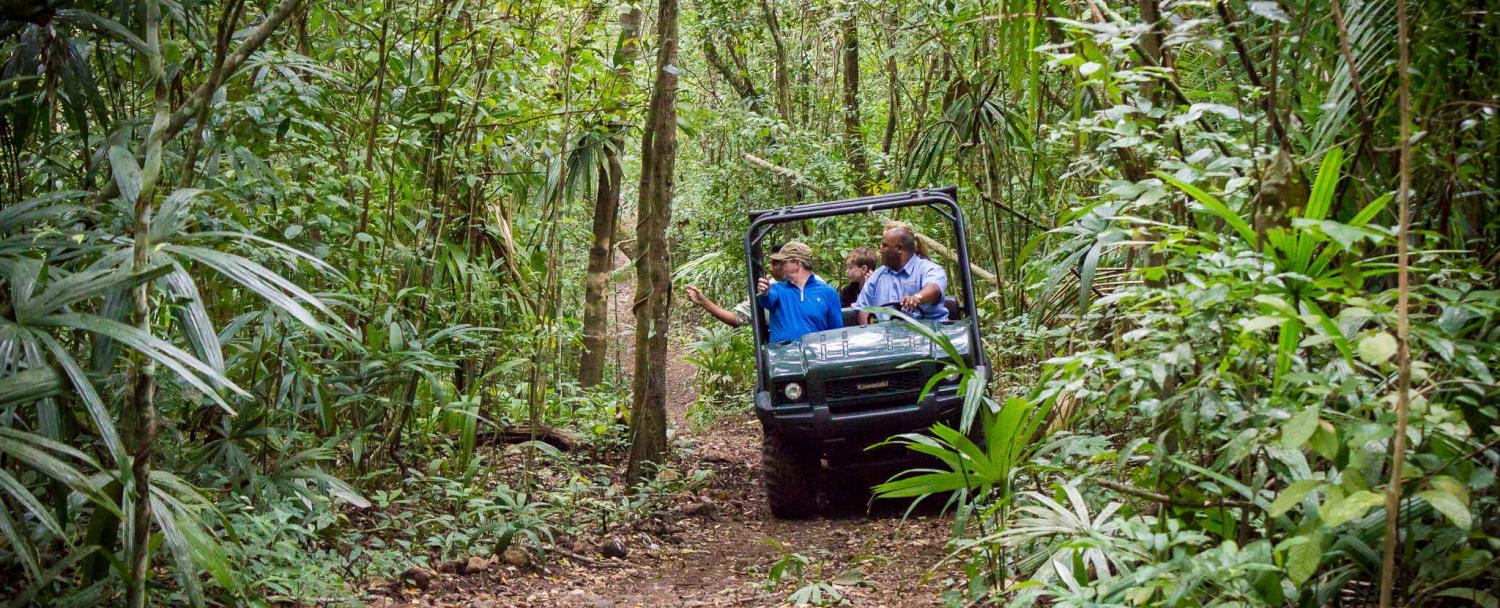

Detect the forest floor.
[{"left": 367, "top": 251, "right": 958, "bottom": 607}]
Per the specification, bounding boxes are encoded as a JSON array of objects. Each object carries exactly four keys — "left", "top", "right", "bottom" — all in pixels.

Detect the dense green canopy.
[{"left": 1, "top": 0, "right": 1496, "bottom": 604}]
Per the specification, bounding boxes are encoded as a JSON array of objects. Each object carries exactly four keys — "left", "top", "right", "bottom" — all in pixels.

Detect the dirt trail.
[{"left": 381, "top": 249, "right": 956, "bottom": 607}]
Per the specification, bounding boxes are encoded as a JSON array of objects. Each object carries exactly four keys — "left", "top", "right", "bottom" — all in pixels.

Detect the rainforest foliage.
[{"left": 0, "top": 0, "right": 1496, "bottom": 605}]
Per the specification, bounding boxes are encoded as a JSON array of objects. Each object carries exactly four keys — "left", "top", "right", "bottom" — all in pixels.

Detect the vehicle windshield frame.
[{"left": 743, "top": 187, "right": 983, "bottom": 389}]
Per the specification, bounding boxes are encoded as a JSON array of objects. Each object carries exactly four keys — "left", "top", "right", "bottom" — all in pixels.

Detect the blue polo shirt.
[
  {"left": 757, "top": 274, "right": 843, "bottom": 343},
  {"left": 854, "top": 255, "right": 949, "bottom": 321}
]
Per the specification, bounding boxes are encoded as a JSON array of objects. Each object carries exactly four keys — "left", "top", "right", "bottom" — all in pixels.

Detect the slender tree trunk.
[
  {"left": 579, "top": 6, "right": 643, "bottom": 388},
  {"left": 841, "top": 10, "right": 868, "bottom": 194},
  {"left": 627, "top": 0, "right": 679, "bottom": 485},
  {"left": 356, "top": 0, "right": 394, "bottom": 258},
  {"left": 124, "top": 0, "right": 174, "bottom": 604},
  {"left": 880, "top": 11, "right": 899, "bottom": 162},
  {"left": 1379, "top": 0, "right": 1414, "bottom": 605},
  {"left": 704, "top": 39, "right": 762, "bottom": 112},
  {"left": 176, "top": 0, "right": 244, "bottom": 188},
  {"left": 758, "top": 0, "right": 792, "bottom": 121}
]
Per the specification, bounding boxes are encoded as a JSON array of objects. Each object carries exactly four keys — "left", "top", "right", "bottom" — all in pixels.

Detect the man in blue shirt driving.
[
  {"left": 755, "top": 241, "right": 843, "bottom": 343},
  {"left": 854, "top": 225, "right": 949, "bottom": 324}
]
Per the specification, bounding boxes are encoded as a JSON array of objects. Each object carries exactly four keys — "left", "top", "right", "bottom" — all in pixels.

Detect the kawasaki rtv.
[{"left": 746, "top": 187, "right": 988, "bottom": 518}]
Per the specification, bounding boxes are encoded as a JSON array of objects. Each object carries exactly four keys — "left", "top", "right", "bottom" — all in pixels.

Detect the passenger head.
[
  {"left": 769, "top": 241, "right": 814, "bottom": 281},
  {"left": 879, "top": 226, "right": 918, "bottom": 270},
  {"left": 844, "top": 246, "right": 877, "bottom": 282}
]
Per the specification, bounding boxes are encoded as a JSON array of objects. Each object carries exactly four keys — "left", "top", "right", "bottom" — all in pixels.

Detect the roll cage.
[{"left": 743, "top": 186, "right": 986, "bottom": 390}]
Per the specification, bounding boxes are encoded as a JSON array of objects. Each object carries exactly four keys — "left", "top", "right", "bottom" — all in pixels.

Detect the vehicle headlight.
[{"left": 783, "top": 382, "right": 804, "bottom": 402}]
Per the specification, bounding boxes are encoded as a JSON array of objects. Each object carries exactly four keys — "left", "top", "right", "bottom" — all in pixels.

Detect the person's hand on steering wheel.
[{"left": 899, "top": 293, "right": 923, "bottom": 312}]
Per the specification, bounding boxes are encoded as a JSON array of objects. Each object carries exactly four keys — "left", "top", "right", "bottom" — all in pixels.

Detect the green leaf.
[
  {"left": 1309, "top": 423, "right": 1339, "bottom": 462},
  {"left": 37, "top": 334, "right": 125, "bottom": 462},
  {"left": 1303, "top": 147, "right": 1344, "bottom": 223},
  {"left": 1157, "top": 172, "right": 1258, "bottom": 245},
  {"left": 159, "top": 265, "right": 224, "bottom": 374},
  {"left": 1321, "top": 490, "right": 1383, "bottom": 528},
  {"left": 1418, "top": 476, "right": 1471, "bottom": 530},
  {"left": 1357, "top": 331, "right": 1398, "bottom": 365},
  {"left": 108, "top": 146, "right": 143, "bottom": 204},
  {"left": 34, "top": 314, "right": 245, "bottom": 412},
  {"left": 1281, "top": 406, "right": 1320, "bottom": 450},
  {"left": 1239, "top": 315, "right": 1284, "bottom": 332},
  {"left": 1274, "top": 316, "right": 1303, "bottom": 392},
  {"left": 1269, "top": 479, "right": 1324, "bottom": 517},
  {"left": 0, "top": 502, "right": 41, "bottom": 580},
  {"left": 0, "top": 368, "right": 63, "bottom": 409},
  {"left": 1284, "top": 533, "right": 1322, "bottom": 586},
  {"left": 0, "top": 429, "right": 120, "bottom": 519},
  {"left": 1078, "top": 242, "right": 1100, "bottom": 316},
  {"left": 1434, "top": 589, "right": 1499, "bottom": 608},
  {"left": 0, "top": 465, "right": 67, "bottom": 540}
]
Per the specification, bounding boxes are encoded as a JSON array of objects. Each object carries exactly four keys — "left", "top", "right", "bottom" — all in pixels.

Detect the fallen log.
[{"left": 480, "top": 424, "right": 579, "bottom": 451}]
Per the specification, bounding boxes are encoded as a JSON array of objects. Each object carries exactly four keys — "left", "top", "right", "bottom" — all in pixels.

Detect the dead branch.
[{"left": 741, "top": 154, "right": 831, "bottom": 196}]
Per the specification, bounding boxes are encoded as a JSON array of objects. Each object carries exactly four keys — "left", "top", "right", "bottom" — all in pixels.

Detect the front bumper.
[{"left": 754, "top": 382, "right": 968, "bottom": 459}]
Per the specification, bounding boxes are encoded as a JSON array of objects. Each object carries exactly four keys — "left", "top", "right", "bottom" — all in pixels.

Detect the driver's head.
[
  {"left": 767, "top": 242, "right": 787, "bottom": 280},
  {"left": 769, "top": 241, "right": 814, "bottom": 279},
  {"left": 880, "top": 226, "right": 917, "bottom": 270}
]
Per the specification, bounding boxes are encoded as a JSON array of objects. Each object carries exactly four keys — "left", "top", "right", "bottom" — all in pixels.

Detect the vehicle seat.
[
  {"left": 943, "top": 296, "right": 965, "bottom": 320},
  {"left": 841, "top": 307, "right": 859, "bottom": 327}
]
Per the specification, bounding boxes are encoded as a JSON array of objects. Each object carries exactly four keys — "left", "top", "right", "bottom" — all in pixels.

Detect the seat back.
[{"left": 943, "top": 296, "right": 964, "bottom": 320}]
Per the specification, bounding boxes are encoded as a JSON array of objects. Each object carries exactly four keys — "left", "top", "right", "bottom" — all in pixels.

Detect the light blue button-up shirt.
[{"left": 853, "top": 255, "right": 949, "bottom": 321}]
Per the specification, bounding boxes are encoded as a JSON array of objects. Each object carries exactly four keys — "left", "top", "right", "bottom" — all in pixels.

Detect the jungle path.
[
  {"left": 385, "top": 250, "right": 956, "bottom": 607},
  {"left": 483, "top": 412, "right": 959, "bottom": 607}
]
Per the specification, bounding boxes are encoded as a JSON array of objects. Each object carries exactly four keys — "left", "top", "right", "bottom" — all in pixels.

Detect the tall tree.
[
  {"left": 626, "top": 0, "right": 680, "bottom": 484},
  {"left": 579, "top": 6, "right": 644, "bottom": 387},
  {"left": 841, "top": 7, "right": 868, "bottom": 194}
]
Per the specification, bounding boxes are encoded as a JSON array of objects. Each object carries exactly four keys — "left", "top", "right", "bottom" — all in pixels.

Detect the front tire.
[{"left": 762, "top": 430, "right": 817, "bottom": 519}]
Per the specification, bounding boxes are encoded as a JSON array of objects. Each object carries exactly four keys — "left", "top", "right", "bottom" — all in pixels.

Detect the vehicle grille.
[{"left": 824, "top": 370, "right": 925, "bottom": 413}]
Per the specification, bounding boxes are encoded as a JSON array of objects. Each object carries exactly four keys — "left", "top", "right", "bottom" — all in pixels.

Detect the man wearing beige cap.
[{"left": 755, "top": 241, "right": 843, "bottom": 343}]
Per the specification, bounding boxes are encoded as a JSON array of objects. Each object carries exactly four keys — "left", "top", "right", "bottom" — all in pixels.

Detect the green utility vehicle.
[{"left": 746, "top": 187, "right": 988, "bottom": 518}]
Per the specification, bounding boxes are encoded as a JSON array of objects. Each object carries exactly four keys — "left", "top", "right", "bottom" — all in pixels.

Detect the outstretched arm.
[{"left": 686, "top": 285, "right": 742, "bottom": 328}]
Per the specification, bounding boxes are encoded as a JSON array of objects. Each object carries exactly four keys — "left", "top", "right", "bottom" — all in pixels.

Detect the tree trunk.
[
  {"left": 627, "top": 0, "right": 679, "bottom": 485},
  {"left": 579, "top": 147, "right": 623, "bottom": 387},
  {"left": 125, "top": 0, "right": 173, "bottom": 604},
  {"left": 758, "top": 0, "right": 792, "bottom": 121},
  {"left": 703, "top": 39, "right": 762, "bottom": 112},
  {"left": 578, "top": 5, "right": 643, "bottom": 388},
  {"left": 841, "top": 11, "right": 868, "bottom": 194}
]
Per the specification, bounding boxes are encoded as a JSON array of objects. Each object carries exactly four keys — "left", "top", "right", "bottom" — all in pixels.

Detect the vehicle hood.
[{"left": 763, "top": 319, "right": 973, "bottom": 380}]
